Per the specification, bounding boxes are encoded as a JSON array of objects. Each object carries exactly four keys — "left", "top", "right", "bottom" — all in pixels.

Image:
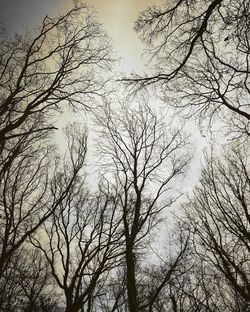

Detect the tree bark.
[{"left": 125, "top": 243, "right": 138, "bottom": 312}]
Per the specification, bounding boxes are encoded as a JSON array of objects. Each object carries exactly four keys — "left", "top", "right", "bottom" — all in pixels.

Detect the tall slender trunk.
[{"left": 125, "top": 243, "right": 138, "bottom": 312}]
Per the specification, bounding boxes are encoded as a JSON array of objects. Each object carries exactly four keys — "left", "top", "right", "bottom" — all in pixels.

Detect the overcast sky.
[{"left": 0, "top": 0, "right": 162, "bottom": 72}]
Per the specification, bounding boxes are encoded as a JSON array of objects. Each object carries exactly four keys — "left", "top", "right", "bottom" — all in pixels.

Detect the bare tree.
[
  {"left": 0, "top": 0, "right": 113, "bottom": 153},
  {"left": 138, "top": 224, "right": 190, "bottom": 312},
  {"left": 96, "top": 227, "right": 190, "bottom": 312},
  {"left": 183, "top": 145, "right": 250, "bottom": 311},
  {"left": 95, "top": 268, "right": 128, "bottom": 312},
  {"left": 95, "top": 98, "right": 191, "bottom": 312},
  {"left": 0, "top": 123, "right": 86, "bottom": 307},
  {"left": 0, "top": 2, "right": 113, "bottom": 306},
  {"left": 31, "top": 145, "right": 124, "bottom": 312},
  {"left": 122, "top": 2, "right": 250, "bottom": 309},
  {"left": 155, "top": 239, "right": 235, "bottom": 312},
  {"left": 126, "top": 0, "right": 250, "bottom": 135},
  {"left": 0, "top": 247, "right": 61, "bottom": 312},
  {"left": 0, "top": 2, "right": 116, "bottom": 308}
]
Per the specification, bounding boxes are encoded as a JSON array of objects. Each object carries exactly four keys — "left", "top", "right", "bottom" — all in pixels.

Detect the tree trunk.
[{"left": 125, "top": 244, "right": 138, "bottom": 312}]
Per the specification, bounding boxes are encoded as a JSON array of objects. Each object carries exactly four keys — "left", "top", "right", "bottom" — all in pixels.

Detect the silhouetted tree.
[
  {"left": 0, "top": 123, "right": 86, "bottom": 311},
  {"left": 30, "top": 125, "right": 124, "bottom": 312},
  {"left": 0, "top": 2, "right": 113, "bottom": 308},
  {"left": 126, "top": 0, "right": 250, "bottom": 136},
  {"left": 183, "top": 145, "right": 250, "bottom": 311},
  {"left": 0, "top": 248, "right": 60, "bottom": 312},
  {"left": 32, "top": 181, "right": 124, "bottom": 312},
  {"left": 96, "top": 99, "right": 191, "bottom": 312},
  {"left": 138, "top": 225, "right": 190, "bottom": 312},
  {"left": 0, "top": 0, "right": 112, "bottom": 154}
]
